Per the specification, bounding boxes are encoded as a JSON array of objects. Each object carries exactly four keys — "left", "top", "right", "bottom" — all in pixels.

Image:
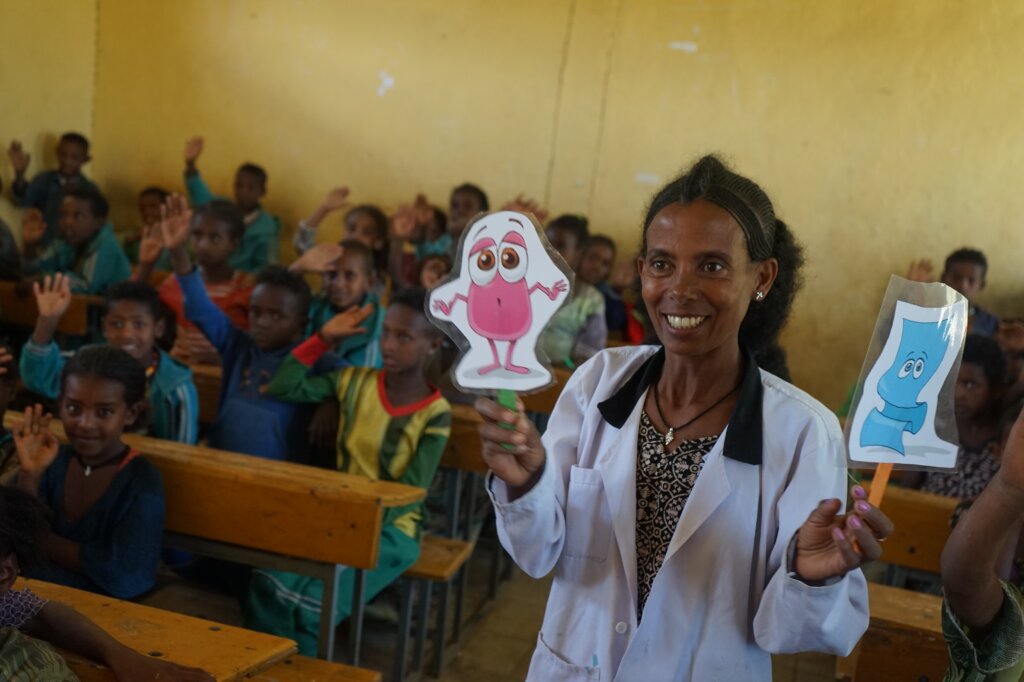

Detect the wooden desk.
[
  {"left": 18, "top": 578, "right": 295, "bottom": 682},
  {"left": 865, "top": 483, "right": 957, "bottom": 574},
  {"left": 249, "top": 656, "right": 382, "bottom": 682},
  {"left": 190, "top": 362, "right": 222, "bottom": 425},
  {"left": 0, "top": 281, "right": 102, "bottom": 336}
]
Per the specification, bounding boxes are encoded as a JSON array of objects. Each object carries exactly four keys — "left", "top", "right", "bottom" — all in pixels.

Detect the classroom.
[{"left": 1, "top": 1, "right": 1023, "bottom": 680}]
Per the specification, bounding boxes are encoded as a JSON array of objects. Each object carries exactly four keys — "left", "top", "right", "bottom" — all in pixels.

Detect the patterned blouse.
[
  {"left": 921, "top": 441, "right": 1000, "bottom": 500},
  {"left": 635, "top": 411, "right": 718, "bottom": 621},
  {"left": 0, "top": 589, "right": 46, "bottom": 628}
]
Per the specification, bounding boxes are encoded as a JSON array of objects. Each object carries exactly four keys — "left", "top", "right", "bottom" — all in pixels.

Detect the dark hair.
[
  {"left": 389, "top": 287, "right": 438, "bottom": 336},
  {"left": 194, "top": 199, "right": 246, "bottom": 241},
  {"left": 641, "top": 155, "right": 806, "bottom": 368},
  {"left": 237, "top": 162, "right": 268, "bottom": 187},
  {"left": 59, "top": 131, "right": 90, "bottom": 154},
  {"left": 157, "top": 302, "right": 177, "bottom": 353},
  {"left": 61, "top": 345, "right": 148, "bottom": 407},
  {"left": 338, "top": 239, "right": 376, "bottom": 278},
  {"left": 63, "top": 186, "right": 109, "bottom": 220},
  {"left": 255, "top": 266, "right": 312, "bottom": 322},
  {"left": 431, "top": 206, "right": 448, "bottom": 234},
  {"left": 962, "top": 333, "right": 1006, "bottom": 387},
  {"left": 452, "top": 183, "right": 490, "bottom": 211},
  {"left": 419, "top": 253, "right": 452, "bottom": 274},
  {"left": 139, "top": 186, "right": 169, "bottom": 202},
  {"left": 548, "top": 214, "right": 590, "bottom": 249},
  {"left": 944, "top": 248, "right": 988, "bottom": 277},
  {"left": 0, "top": 486, "right": 50, "bottom": 571},
  {"left": 346, "top": 205, "right": 390, "bottom": 273},
  {"left": 584, "top": 234, "right": 616, "bottom": 256},
  {"left": 105, "top": 280, "right": 162, "bottom": 321},
  {"left": 0, "top": 341, "right": 17, "bottom": 383}
]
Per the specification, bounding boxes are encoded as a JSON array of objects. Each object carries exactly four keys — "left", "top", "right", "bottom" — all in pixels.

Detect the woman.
[{"left": 476, "top": 156, "right": 893, "bottom": 680}]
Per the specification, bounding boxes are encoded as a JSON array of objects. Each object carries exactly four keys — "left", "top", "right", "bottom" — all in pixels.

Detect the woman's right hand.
[{"left": 475, "top": 397, "right": 546, "bottom": 495}]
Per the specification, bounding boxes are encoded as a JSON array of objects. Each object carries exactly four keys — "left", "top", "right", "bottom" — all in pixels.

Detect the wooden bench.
[
  {"left": 247, "top": 655, "right": 382, "bottom": 682},
  {"left": 866, "top": 483, "right": 958, "bottom": 574},
  {"left": 18, "top": 578, "right": 295, "bottom": 681},
  {"left": 0, "top": 280, "right": 103, "bottom": 336},
  {"left": 3, "top": 411, "right": 425, "bottom": 663},
  {"left": 190, "top": 362, "right": 223, "bottom": 425},
  {"left": 836, "top": 582, "right": 946, "bottom": 682},
  {"left": 520, "top": 367, "right": 571, "bottom": 414}
]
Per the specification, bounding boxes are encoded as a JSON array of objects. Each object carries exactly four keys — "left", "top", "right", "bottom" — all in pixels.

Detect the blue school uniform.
[
  {"left": 11, "top": 171, "right": 99, "bottom": 246},
  {"left": 598, "top": 281, "right": 628, "bottom": 333},
  {"left": 971, "top": 305, "right": 1000, "bottom": 337},
  {"left": 305, "top": 292, "right": 383, "bottom": 369},
  {"left": 414, "top": 232, "right": 453, "bottom": 260},
  {"left": 26, "top": 448, "right": 164, "bottom": 599},
  {"left": 185, "top": 172, "right": 280, "bottom": 273},
  {"left": 25, "top": 223, "right": 132, "bottom": 294},
  {"left": 19, "top": 344, "right": 199, "bottom": 444},
  {"left": 177, "top": 269, "right": 311, "bottom": 460}
]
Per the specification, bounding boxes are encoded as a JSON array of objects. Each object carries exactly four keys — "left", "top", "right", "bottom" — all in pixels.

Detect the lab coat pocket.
[
  {"left": 530, "top": 632, "right": 602, "bottom": 680},
  {"left": 562, "top": 466, "right": 612, "bottom": 562}
]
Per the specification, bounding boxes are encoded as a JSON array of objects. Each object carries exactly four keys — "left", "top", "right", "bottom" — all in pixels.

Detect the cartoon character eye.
[
  {"left": 912, "top": 358, "right": 925, "bottom": 379},
  {"left": 469, "top": 247, "right": 498, "bottom": 286},
  {"left": 898, "top": 360, "right": 914, "bottom": 378},
  {"left": 498, "top": 242, "right": 528, "bottom": 283}
]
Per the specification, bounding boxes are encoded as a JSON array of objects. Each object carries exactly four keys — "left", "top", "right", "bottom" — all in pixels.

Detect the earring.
[{"left": 755, "top": 291, "right": 765, "bottom": 301}]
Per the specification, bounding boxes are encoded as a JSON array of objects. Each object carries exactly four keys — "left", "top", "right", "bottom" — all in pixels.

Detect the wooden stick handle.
[{"left": 868, "top": 462, "right": 893, "bottom": 508}]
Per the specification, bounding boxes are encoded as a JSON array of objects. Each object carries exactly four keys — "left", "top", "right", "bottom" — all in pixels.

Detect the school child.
[
  {"left": 160, "top": 194, "right": 314, "bottom": 460},
  {"left": 21, "top": 186, "right": 132, "bottom": 294},
  {"left": 0, "top": 345, "right": 18, "bottom": 484},
  {"left": 941, "top": 248, "right": 1000, "bottom": 337},
  {"left": 540, "top": 214, "right": 607, "bottom": 366},
  {"left": 577, "top": 234, "right": 629, "bottom": 335},
  {"left": 20, "top": 274, "right": 199, "bottom": 444},
  {"left": 0, "top": 485, "right": 213, "bottom": 680},
  {"left": 389, "top": 195, "right": 451, "bottom": 289},
  {"left": 7, "top": 133, "right": 99, "bottom": 246},
  {"left": 292, "top": 240, "right": 384, "bottom": 368},
  {"left": 142, "top": 200, "right": 253, "bottom": 365},
  {"left": 0, "top": 216, "right": 21, "bottom": 281},
  {"left": 183, "top": 136, "right": 280, "bottom": 273},
  {"left": 918, "top": 334, "right": 1006, "bottom": 498},
  {"left": 244, "top": 288, "right": 451, "bottom": 655},
  {"left": 13, "top": 346, "right": 165, "bottom": 599},
  {"left": 448, "top": 182, "right": 489, "bottom": 238},
  {"left": 124, "top": 186, "right": 173, "bottom": 271}
]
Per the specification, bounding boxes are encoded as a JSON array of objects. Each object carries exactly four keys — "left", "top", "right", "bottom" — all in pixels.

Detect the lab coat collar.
[{"left": 597, "top": 346, "right": 764, "bottom": 465}]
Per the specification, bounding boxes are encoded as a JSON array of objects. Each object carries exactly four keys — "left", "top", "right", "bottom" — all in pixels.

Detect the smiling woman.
[{"left": 473, "top": 155, "right": 895, "bottom": 681}]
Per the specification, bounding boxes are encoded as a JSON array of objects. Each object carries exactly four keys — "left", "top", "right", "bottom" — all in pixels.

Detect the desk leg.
[
  {"left": 318, "top": 564, "right": 342, "bottom": 660},
  {"left": 394, "top": 579, "right": 415, "bottom": 682},
  {"left": 446, "top": 470, "right": 464, "bottom": 538},
  {"left": 349, "top": 568, "right": 367, "bottom": 666}
]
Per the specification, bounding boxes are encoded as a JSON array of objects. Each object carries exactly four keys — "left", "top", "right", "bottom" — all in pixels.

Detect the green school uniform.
[
  {"left": 185, "top": 172, "right": 280, "bottom": 273},
  {"left": 943, "top": 581, "right": 1024, "bottom": 680},
  {"left": 26, "top": 224, "right": 132, "bottom": 294}
]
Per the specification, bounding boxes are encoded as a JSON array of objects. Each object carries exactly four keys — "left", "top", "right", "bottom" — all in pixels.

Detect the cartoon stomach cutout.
[{"left": 428, "top": 211, "right": 572, "bottom": 392}]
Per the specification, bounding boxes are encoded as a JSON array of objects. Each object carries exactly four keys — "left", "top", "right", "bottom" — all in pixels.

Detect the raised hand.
[
  {"left": 137, "top": 223, "right": 165, "bottom": 267},
  {"left": 13, "top": 405, "right": 60, "bottom": 477},
  {"left": 184, "top": 136, "right": 204, "bottom": 165},
  {"left": 8, "top": 140, "right": 30, "bottom": 176},
  {"left": 22, "top": 209, "right": 47, "bottom": 245},
  {"left": 320, "top": 186, "right": 351, "bottom": 212},
  {"left": 474, "top": 396, "right": 546, "bottom": 495},
  {"left": 290, "top": 243, "right": 344, "bottom": 274},
  {"left": 503, "top": 194, "right": 549, "bottom": 224},
  {"left": 412, "top": 193, "right": 434, "bottom": 225},
  {"left": 34, "top": 274, "right": 72, "bottom": 320},
  {"left": 905, "top": 258, "right": 935, "bottom": 283},
  {"left": 159, "top": 194, "right": 194, "bottom": 251},
  {"left": 390, "top": 203, "right": 419, "bottom": 240},
  {"left": 319, "top": 303, "right": 374, "bottom": 344},
  {"left": 792, "top": 485, "right": 894, "bottom": 582}
]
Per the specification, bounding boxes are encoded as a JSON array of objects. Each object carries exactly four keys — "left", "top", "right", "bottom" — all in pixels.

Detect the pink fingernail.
[
  {"left": 852, "top": 486, "right": 866, "bottom": 498},
  {"left": 832, "top": 528, "right": 845, "bottom": 541},
  {"left": 856, "top": 501, "right": 870, "bottom": 513},
  {"left": 849, "top": 516, "right": 862, "bottom": 529}
]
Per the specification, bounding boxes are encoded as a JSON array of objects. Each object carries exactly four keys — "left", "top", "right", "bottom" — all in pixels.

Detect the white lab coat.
[{"left": 488, "top": 346, "right": 868, "bottom": 681}]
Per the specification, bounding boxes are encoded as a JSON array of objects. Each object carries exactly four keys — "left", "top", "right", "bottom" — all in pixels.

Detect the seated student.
[
  {"left": 160, "top": 194, "right": 314, "bottom": 461},
  {"left": 912, "top": 334, "right": 1006, "bottom": 499},
  {"left": 245, "top": 288, "right": 451, "bottom": 655},
  {"left": 389, "top": 195, "right": 451, "bottom": 290},
  {"left": 447, "top": 182, "right": 489, "bottom": 239},
  {"left": 183, "top": 136, "right": 280, "bottom": 273},
  {"left": 541, "top": 214, "right": 607, "bottom": 367},
  {"left": 942, "top": 248, "right": 1000, "bottom": 337},
  {"left": 22, "top": 186, "right": 132, "bottom": 294},
  {"left": 7, "top": 134, "right": 99, "bottom": 247},
  {"left": 577, "top": 234, "right": 629, "bottom": 335},
  {"left": 140, "top": 200, "right": 253, "bottom": 365},
  {"left": 0, "top": 486, "right": 213, "bottom": 681},
  {"left": 124, "top": 186, "right": 172, "bottom": 271},
  {"left": 291, "top": 240, "right": 384, "bottom": 368},
  {"left": 12, "top": 347, "right": 165, "bottom": 599},
  {"left": 941, "top": 400, "right": 1024, "bottom": 678},
  {"left": 0, "top": 345, "right": 18, "bottom": 484},
  {"left": 20, "top": 275, "right": 199, "bottom": 444}
]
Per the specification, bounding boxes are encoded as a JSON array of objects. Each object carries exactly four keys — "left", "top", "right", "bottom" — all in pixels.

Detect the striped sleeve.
[{"left": 172, "top": 381, "right": 200, "bottom": 444}]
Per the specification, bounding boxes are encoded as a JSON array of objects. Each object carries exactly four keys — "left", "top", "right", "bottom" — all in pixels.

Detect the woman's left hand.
[{"left": 793, "top": 485, "right": 894, "bottom": 582}]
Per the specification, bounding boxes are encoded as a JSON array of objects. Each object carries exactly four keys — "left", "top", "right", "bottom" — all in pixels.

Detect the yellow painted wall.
[
  {"left": 0, "top": 0, "right": 97, "bottom": 233},
  {"left": 12, "top": 0, "right": 1024, "bottom": 406}
]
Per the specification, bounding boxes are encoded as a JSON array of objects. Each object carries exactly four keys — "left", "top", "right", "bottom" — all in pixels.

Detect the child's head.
[
  {"left": 449, "top": 183, "right": 489, "bottom": 236},
  {"left": 323, "top": 239, "right": 375, "bottom": 311},
  {"left": 102, "top": 281, "right": 166, "bottom": 365},
  {"left": 941, "top": 248, "right": 988, "bottom": 302},
  {"left": 250, "top": 266, "right": 311, "bottom": 351},
  {"left": 56, "top": 132, "right": 91, "bottom": 178},
  {"left": 233, "top": 162, "right": 267, "bottom": 213},
  {"left": 60, "top": 345, "right": 147, "bottom": 459},
  {"left": 380, "top": 288, "right": 443, "bottom": 376},
  {"left": 425, "top": 206, "right": 447, "bottom": 242},
  {"left": 0, "top": 486, "right": 50, "bottom": 592},
  {"left": 546, "top": 214, "right": 590, "bottom": 271},
  {"left": 419, "top": 254, "right": 451, "bottom": 290},
  {"left": 191, "top": 200, "right": 244, "bottom": 270},
  {"left": 59, "top": 187, "right": 108, "bottom": 247},
  {"left": 138, "top": 186, "right": 170, "bottom": 228},
  {"left": 345, "top": 205, "right": 389, "bottom": 275},
  {"left": 0, "top": 342, "right": 18, "bottom": 418},
  {"left": 955, "top": 334, "right": 1006, "bottom": 423},
  {"left": 578, "top": 234, "right": 616, "bottom": 286}
]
